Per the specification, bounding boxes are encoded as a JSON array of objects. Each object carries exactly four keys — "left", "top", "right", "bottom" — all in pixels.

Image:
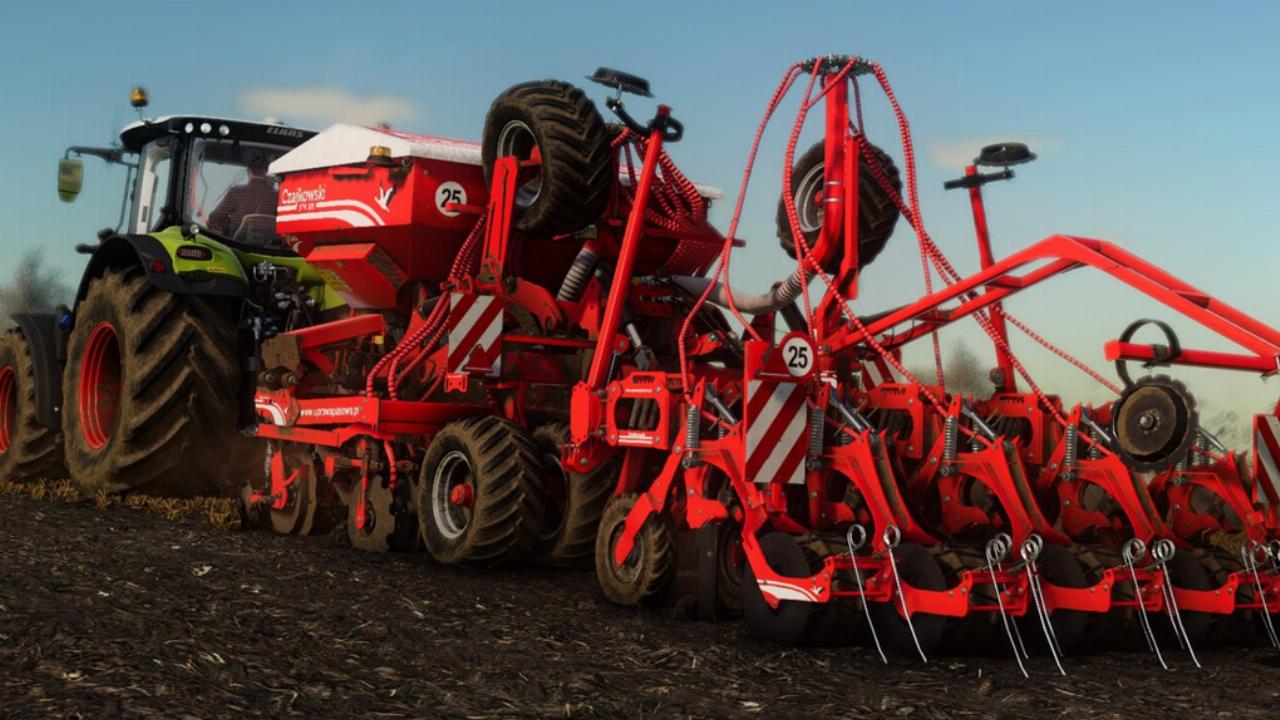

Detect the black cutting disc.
[{"left": 1110, "top": 375, "right": 1197, "bottom": 473}]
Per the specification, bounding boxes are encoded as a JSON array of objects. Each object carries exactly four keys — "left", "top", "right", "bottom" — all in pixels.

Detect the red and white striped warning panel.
[
  {"left": 745, "top": 378, "right": 808, "bottom": 485},
  {"left": 446, "top": 293, "right": 503, "bottom": 376},
  {"left": 1253, "top": 414, "right": 1280, "bottom": 505}
]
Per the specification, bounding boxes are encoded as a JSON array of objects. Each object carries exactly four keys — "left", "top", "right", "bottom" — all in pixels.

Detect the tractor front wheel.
[{"left": 61, "top": 267, "right": 259, "bottom": 497}]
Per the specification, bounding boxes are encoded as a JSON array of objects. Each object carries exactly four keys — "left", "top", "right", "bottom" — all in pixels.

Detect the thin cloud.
[
  {"left": 925, "top": 134, "right": 1062, "bottom": 170},
  {"left": 237, "top": 87, "right": 421, "bottom": 127}
]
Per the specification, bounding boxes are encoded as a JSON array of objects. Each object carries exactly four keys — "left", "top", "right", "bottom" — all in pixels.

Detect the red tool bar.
[
  {"left": 1105, "top": 341, "right": 1279, "bottom": 374},
  {"left": 586, "top": 107, "right": 670, "bottom": 389},
  {"left": 829, "top": 235, "right": 1280, "bottom": 366}
]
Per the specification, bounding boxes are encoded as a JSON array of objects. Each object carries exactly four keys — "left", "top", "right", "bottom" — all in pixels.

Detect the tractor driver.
[{"left": 207, "top": 153, "right": 279, "bottom": 245}]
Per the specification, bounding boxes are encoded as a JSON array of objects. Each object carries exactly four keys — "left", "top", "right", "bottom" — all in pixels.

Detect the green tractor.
[{"left": 0, "top": 88, "right": 339, "bottom": 496}]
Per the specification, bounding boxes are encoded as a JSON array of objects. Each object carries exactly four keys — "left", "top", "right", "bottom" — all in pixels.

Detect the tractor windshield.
[{"left": 186, "top": 138, "right": 288, "bottom": 247}]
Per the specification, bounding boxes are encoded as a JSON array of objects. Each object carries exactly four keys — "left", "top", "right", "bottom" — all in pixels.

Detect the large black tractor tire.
[
  {"left": 416, "top": 416, "right": 545, "bottom": 565},
  {"left": 61, "top": 267, "right": 259, "bottom": 497},
  {"left": 594, "top": 494, "right": 676, "bottom": 607},
  {"left": 482, "top": 80, "right": 613, "bottom": 236},
  {"left": 532, "top": 423, "right": 614, "bottom": 567},
  {"left": 0, "top": 328, "right": 65, "bottom": 482},
  {"left": 867, "top": 543, "right": 948, "bottom": 657},
  {"left": 776, "top": 141, "right": 902, "bottom": 273}
]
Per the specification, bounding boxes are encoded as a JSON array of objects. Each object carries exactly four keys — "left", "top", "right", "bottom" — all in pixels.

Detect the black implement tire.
[
  {"left": 1165, "top": 549, "right": 1213, "bottom": 646},
  {"left": 595, "top": 494, "right": 675, "bottom": 606},
  {"left": 1019, "top": 543, "right": 1089, "bottom": 654},
  {"left": 867, "top": 543, "right": 948, "bottom": 656},
  {"left": 482, "top": 80, "right": 613, "bottom": 236},
  {"left": 61, "top": 267, "right": 259, "bottom": 497},
  {"left": 416, "top": 416, "right": 544, "bottom": 565},
  {"left": 0, "top": 328, "right": 64, "bottom": 482},
  {"left": 741, "top": 532, "right": 816, "bottom": 644},
  {"left": 776, "top": 141, "right": 902, "bottom": 273},
  {"left": 532, "top": 423, "right": 614, "bottom": 567}
]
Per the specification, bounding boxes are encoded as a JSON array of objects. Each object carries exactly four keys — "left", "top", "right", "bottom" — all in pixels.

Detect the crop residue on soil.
[{"left": 2, "top": 489, "right": 1279, "bottom": 719}]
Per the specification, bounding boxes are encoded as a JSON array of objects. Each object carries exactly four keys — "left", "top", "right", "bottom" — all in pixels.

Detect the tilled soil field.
[{"left": 2, "top": 492, "right": 1278, "bottom": 719}]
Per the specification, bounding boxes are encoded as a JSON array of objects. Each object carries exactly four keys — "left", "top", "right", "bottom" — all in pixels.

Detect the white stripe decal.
[
  {"left": 476, "top": 303, "right": 503, "bottom": 375},
  {"left": 255, "top": 402, "right": 286, "bottom": 426},
  {"left": 277, "top": 209, "right": 376, "bottom": 228},
  {"left": 756, "top": 579, "right": 819, "bottom": 603}
]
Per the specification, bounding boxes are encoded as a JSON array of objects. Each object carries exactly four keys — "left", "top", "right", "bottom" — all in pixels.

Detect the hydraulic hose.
[{"left": 671, "top": 269, "right": 812, "bottom": 316}]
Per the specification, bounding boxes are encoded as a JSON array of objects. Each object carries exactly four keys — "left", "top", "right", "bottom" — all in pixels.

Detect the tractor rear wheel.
[
  {"left": 416, "top": 416, "right": 544, "bottom": 565},
  {"left": 775, "top": 141, "right": 902, "bottom": 273},
  {"left": 61, "top": 267, "right": 259, "bottom": 497},
  {"left": 532, "top": 422, "right": 613, "bottom": 567},
  {"left": 482, "top": 80, "right": 613, "bottom": 236},
  {"left": 594, "top": 494, "right": 675, "bottom": 606},
  {"left": 0, "top": 328, "right": 64, "bottom": 482}
]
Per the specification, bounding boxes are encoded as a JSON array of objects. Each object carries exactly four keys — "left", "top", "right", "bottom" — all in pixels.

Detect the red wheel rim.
[
  {"left": 79, "top": 322, "right": 122, "bottom": 450},
  {"left": 0, "top": 366, "right": 15, "bottom": 454}
]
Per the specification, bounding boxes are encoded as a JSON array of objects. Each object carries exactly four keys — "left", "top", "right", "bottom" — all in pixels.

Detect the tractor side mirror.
[{"left": 58, "top": 157, "right": 84, "bottom": 203}]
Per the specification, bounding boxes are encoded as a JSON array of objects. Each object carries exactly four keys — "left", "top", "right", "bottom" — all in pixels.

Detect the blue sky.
[{"left": 3, "top": 0, "right": 1280, "bottom": 422}]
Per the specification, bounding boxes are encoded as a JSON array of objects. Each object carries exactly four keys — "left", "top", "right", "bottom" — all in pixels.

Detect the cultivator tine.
[
  {"left": 984, "top": 533, "right": 1029, "bottom": 678},
  {"left": 846, "top": 524, "right": 888, "bottom": 664},
  {"left": 1242, "top": 541, "right": 1280, "bottom": 651},
  {"left": 1020, "top": 536, "right": 1066, "bottom": 675},
  {"left": 882, "top": 525, "right": 929, "bottom": 663},
  {"left": 1150, "top": 539, "right": 1201, "bottom": 668},
  {"left": 1122, "top": 539, "right": 1168, "bottom": 669}
]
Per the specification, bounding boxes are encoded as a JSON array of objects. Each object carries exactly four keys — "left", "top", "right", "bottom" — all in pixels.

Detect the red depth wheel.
[
  {"left": 79, "top": 322, "right": 122, "bottom": 449},
  {"left": 0, "top": 365, "right": 15, "bottom": 454}
]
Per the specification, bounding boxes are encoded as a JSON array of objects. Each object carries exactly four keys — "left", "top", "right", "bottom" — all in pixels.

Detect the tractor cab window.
[
  {"left": 130, "top": 139, "right": 173, "bottom": 233},
  {"left": 187, "top": 139, "right": 287, "bottom": 247}
]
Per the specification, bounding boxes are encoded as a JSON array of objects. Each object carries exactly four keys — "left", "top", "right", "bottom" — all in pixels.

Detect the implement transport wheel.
[
  {"left": 1019, "top": 543, "right": 1089, "bottom": 654},
  {"left": 741, "top": 533, "right": 817, "bottom": 644},
  {"left": 416, "top": 417, "right": 544, "bottom": 565},
  {"left": 717, "top": 522, "right": 746, "bottom": 617},
  {"left": 595, "top": 494, "right": 675, "bottom": 607},
  {"left": 532, "top": 423, "right": 614, "bottom": 567},
  {"left": 348, "top": 474, "right": 417, "bottom": 552},
  {"left": 62, "top": 267, "right": 260, "bottom": 497},
  {"left": 0, "top": 328, "right": 64, "bottom": 481},
  {"left": 1163, "top": 549, "right": 1213, "bottom": 646},
  {"left": 482, "top": 80, "right": 613, "bottom": 236},
  {"left": 776, "top": 141, "right": 902, "bottom": 273},
  {"left": 867, "top": 543, "right": 948, "bottom": 656}
]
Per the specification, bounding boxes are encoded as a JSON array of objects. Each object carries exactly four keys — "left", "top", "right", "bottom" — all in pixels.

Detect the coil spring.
[
  {"left": 1088, "top": 425, "right": 1103, "bottom": 460},
  {"left": 942, "top": 415, "right": 958, "bottom": 462},
  {"left": 685, "top": 403, "right": 701, "bottom": 451},
  {"left": 555, "top": 247, "right": 599, "bottom": 302},
  {"left": 808, "top": 406, "right": 825, "bottom": 458},
  {"left": 1063, "top": 424, "right": 1078, "bottom": 471}
]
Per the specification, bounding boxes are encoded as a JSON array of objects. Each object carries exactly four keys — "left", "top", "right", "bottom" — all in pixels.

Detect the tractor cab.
[{"left": 59, "top": 88, "right": 315, "bottom": 250}]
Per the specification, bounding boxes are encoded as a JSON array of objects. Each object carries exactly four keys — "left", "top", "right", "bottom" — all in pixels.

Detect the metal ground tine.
[
  {"left": 985, "top": 536, "right": 1028, "bottom": 677},
  {"left": 847, "top": 525, "right": 887, "bottom": 664},
  {"left": 883, "top": 526, "right": 928, "bottom": 663}
]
